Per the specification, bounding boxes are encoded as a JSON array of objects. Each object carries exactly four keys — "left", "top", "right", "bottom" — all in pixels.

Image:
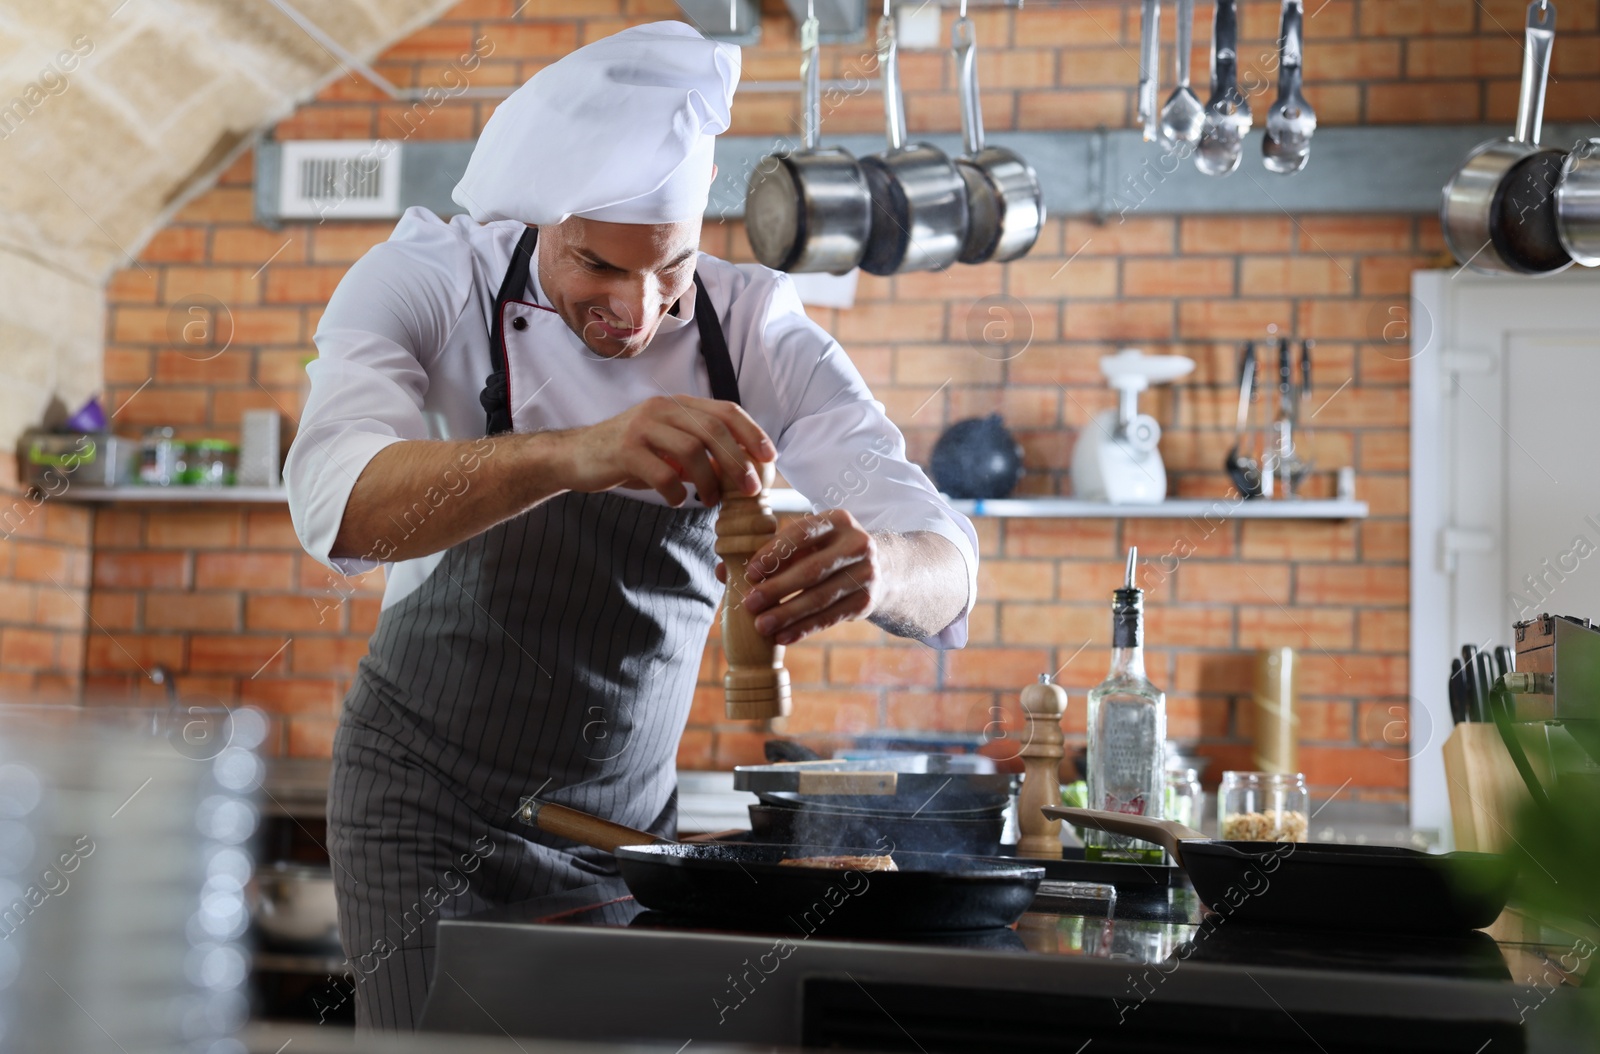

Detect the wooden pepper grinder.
[
  {"left": 716, "top": 459, "right": 791, "bottom": 720},
  {"left": 1017, "top": 672, "right": 1068, "bottom": 858}
]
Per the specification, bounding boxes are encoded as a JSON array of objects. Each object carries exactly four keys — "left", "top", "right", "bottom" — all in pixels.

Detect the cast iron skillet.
[
  {"left": 1046, "top": 806, "right": 1514, "bottom": 933},
  {"left": 517, "top": 798, "right": 1042, "bottom": 934}
]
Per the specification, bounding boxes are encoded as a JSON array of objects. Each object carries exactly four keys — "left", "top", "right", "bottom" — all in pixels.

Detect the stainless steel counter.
[{"left": 421, "top": 877, "right": 1591, "bottom": 1053}]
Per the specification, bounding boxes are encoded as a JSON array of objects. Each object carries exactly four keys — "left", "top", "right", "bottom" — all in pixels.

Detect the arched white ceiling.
[{"left": 0, "top": 0, "right": 459, "bottom": 446}]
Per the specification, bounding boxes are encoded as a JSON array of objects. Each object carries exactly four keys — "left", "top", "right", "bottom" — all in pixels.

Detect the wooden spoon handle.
[
  {"left": 516, "top": 799, "right": 668, "bottom": 854},
  {"left": 1042, "top": 806, "right": 1204, "bottom": 862}
]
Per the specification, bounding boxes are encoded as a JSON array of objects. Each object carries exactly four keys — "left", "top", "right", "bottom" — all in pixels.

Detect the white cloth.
[
  {"left": 286, "top": 208, "right": 979, "bottom": 648},
  {"left": 451, "top": 21, "right": 739, "bottom": 226}
]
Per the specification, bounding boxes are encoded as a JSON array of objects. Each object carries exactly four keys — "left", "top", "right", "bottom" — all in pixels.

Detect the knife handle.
[
  {"left": 1449, "top": 657, "right": 1467, "bottom": 725},
  {"left": 1473, "top": 651, "right": 1498, "bottom": 723}
]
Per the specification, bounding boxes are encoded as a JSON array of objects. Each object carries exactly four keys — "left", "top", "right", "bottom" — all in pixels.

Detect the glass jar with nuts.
[{"left": 1218, "top": 771, "right": 1309, "bottom": 842}]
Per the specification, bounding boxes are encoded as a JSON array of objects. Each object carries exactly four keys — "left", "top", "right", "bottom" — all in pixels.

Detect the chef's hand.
[
  {"left": 558, "top": 395, "right": 774, "bottom": 507},
  {"left": 717, "top": 509, "right": 885, "bottom": 646}
]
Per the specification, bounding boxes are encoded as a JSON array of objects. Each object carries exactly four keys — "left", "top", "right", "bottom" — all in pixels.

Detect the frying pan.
[
  {"left": 858, "top": 2, "right": 968, "bottom": 275},
  {"left": 743, "top": 7, "right": 872, "bottom": 274},
  {"left": 950, "top": 6, "right": 1043, "bottom": 264},
  {"left": 516, "top": 798, "right": 1042, "bottom": 934},
  {"left": 747, "top": 781, "right": 1009, "bottom": 854},
  {"left": 1045, "top": 807, "right": 1514, "bottom": 933},
  {"left": 1441, "top": 1, "right": 1572, "bottom": 276}
]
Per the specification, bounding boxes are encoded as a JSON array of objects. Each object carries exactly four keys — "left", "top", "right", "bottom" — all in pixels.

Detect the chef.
[{"left": 286, "top": 21, "right": 977, "bottom": 1030}]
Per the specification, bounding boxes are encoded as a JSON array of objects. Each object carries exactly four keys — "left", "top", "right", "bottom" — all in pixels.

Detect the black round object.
[{"left": 929, "top": 413, "right": 1024, "bottom": 500}]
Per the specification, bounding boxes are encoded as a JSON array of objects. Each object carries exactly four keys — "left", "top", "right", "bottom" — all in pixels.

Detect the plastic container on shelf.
[
  {"left": 188, "top": 438, "right": 239, "bottom": 487},
  {"left": 138, "top": 427, "right": 179, "bottom": 486}
]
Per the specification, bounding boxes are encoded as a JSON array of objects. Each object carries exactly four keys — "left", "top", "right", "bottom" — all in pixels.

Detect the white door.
[{"left": 1412, "top": 269, "right": 1600, "bottom": 843}]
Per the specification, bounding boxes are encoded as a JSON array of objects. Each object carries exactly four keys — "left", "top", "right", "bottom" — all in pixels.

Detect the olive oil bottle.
[{"left": 1084, "top": 547, "right": 1167, "bottom": 864}]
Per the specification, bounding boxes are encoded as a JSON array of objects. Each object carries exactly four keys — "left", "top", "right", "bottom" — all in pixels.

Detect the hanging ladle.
[
  {"left": 1263, "top": 0, "right": 1317, "bottom": 173},
  {"left": 1196, "top": 0, "right": 1251, "bottom": 176},
  {"left": 1159, "top": 0, "right": 1205, "bottom": 146},
  {"left": 1223, "top": 342, "right": 1262, "bottom": 498}
]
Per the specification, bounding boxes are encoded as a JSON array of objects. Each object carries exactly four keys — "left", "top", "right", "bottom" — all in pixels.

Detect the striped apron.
[{"left": 327, "top": 226, "right": 741, "bottom": 1030}]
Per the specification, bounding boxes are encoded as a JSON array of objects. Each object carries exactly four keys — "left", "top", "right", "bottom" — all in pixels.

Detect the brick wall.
[
  {"left": 0, "top": 459, "right": 92, "bottom": 705},
  {"left": 83, "top": 0, "right": 1600, "bottom": 794}
]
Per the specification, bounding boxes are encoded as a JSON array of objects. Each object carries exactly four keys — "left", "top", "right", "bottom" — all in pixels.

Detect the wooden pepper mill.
[
  {"left": 1017, "top": 672, "right": 1068, "bottom": 858},
  {"left": 716, "top": 459, "right": 791, "bottom": 720}
]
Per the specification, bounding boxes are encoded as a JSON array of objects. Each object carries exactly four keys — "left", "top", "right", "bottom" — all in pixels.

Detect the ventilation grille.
[{"left": 277, "top": 140, "right": 402, "bottom": 220}]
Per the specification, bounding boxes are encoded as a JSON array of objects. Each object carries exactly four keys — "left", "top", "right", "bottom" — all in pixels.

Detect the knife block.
[
  {"left": 1017, "top": 674, "right": 1068, "bottom": 858},
  {"left": 1441, "top": 723, "right": 1531, "bottom": 853},
  {"left": 716, "top": 460, "right": 790, "bottom": 721}
]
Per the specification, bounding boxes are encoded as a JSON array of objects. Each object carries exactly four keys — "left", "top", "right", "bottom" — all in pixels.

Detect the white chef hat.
[{"left": 451, "top": 21, "right": 740, "bottom": 227}]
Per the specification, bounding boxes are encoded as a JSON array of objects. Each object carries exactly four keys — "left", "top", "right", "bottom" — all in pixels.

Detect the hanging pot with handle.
[
  {"left": 744, "top": 8, "right": 872, "bottom": 274},
  {"left": 950, "top": 5, "right": 1043, "bottom": 264},
  {"left": 859, "top": 1, "right": 968, "bottom": 276},
  {"left": 1555, "top": 137, "right": 1600, "bottom": 265},
  {"left": 1441, "top": 1, "right": 1571, "bottom": 275}
]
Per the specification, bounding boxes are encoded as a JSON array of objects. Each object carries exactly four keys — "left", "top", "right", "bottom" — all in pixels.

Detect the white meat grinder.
[{"left": 1071, "top": 348, "right": 1195, "bottom": 505}]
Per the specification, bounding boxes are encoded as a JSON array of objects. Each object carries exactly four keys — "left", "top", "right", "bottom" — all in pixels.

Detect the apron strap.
[
  {"left": 480, "top": 226, "right": 539, "bottom": 437},
  {"left": 692, "top": 272, "right": 741, "bottom": 405},
  {"left": 480, "top": 229, "right": 743, "bottom": 436}
]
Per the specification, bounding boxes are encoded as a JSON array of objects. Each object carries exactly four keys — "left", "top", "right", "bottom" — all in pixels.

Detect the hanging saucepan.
[
  {"left": 1441, "top": 1, "right": 1571, "bottom": 276},
  {"left": 1555, "top": 137, "right": 1600, "bottom": 266},
  {"left": 950, "top": 6, "right": 1042, "bottom": 264},
  {"left": 859, "top": 2, "right": 969, "bottom": 275},
  {"left": 744, "top": 9, "right": 872, "bottom": 274}
]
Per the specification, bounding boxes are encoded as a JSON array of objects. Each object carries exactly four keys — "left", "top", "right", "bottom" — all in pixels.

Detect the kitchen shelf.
[
  {"left": 768, "top": 489, "right": 1368, "bottom": 520},
  {"left": 54, "top": 485, "right": 288, "bottom": 504},
  {"left": 255, "top": 124, "right": 1600, "bottom": 226}
]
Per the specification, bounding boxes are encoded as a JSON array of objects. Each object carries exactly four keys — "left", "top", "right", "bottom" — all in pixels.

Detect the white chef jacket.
[{"left": 286, "top": 206, "right": 978, "bottom": 648}]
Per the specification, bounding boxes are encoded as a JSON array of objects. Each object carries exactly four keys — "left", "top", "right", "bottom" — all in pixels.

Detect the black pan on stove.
[
  {"left": 517, "top": 798, "right": 1043, "bottom": 934},
  {"left": 618, "top": 842, "right": 1040, "bottom": 933},
  {"left": 1047, "top": 807, "right": 1514, "bottom": 933}
]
